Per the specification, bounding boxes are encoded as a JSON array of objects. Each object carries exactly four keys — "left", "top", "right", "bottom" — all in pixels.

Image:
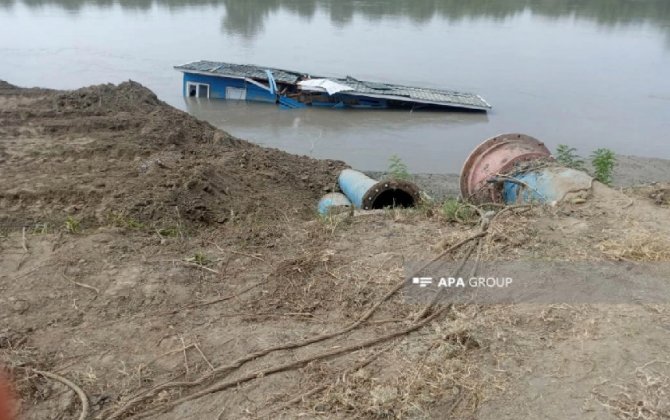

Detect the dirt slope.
[{"left": 0, "top": 80, "right": 344, "bottom": 229}]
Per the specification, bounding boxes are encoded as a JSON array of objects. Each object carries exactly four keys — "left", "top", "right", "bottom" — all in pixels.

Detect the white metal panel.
[{"left": 225, "top": 86, "right": 247, "bottom": 100}]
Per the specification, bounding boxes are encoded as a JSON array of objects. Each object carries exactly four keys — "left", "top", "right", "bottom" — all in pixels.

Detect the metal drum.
[{"left": 460, "top": 133, "right": 551, "bottom": 203}]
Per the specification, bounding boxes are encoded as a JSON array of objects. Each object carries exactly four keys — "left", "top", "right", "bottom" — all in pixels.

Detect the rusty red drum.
[{"left": 460, "top": 133, "right": 551, "bottom": 203}]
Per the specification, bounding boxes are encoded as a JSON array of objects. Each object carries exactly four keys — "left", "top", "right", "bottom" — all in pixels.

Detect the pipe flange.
[
  {"left": 460, "top": 133, "right": 551, "bottom": 203},
  {"left": 361, "top": 179, "right": 422, "bottom": 210}
]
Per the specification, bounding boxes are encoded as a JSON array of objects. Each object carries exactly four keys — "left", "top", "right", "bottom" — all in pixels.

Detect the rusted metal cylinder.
[{"left": 460, "top": 133, "right": 551, "bottom": 203}]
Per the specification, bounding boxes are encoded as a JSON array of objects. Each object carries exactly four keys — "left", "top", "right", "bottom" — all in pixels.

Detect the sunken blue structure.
[
  {"left": 175, "top": 60, "right": 491, "bottom": 111},
  {"left": 181, "top": 72, "right": 275, "bottom": 102},
  {"left": 175, "top": 61, "right": 307, "bottom": 108}
]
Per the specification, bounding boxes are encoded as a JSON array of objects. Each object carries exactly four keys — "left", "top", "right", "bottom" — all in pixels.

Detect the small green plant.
[
  {"left": 126, "top": 219, "right": 144, "bottom": 230},
  {"left": 591, "top": 148, "right": 616, "bottom": 185},
  {"left": 441, "top": 198, "right": 475, "bottom": 223},
  {"left": 157, "top": 226, "right": 182, "bottom": 238},
  {"left": 108, "top": 212, "right": 145, "bottom": 230},
  {"left": 442, "top": 198, "right": 460, "bottom": 221},
  {"left": 64, "top": 216, "right": 81, "bottom": 234},
  {"left": 187, "top": 252, "right": 210, "bottom": 266},
  {"left": 387, "top": 154, "right": 410, "bottom": 180},
  {"left": 555, "top": 144, "right": 585, "bottom": 171},
  {"left": 32, "top": 223, "right": 50, "bottom": 235}
]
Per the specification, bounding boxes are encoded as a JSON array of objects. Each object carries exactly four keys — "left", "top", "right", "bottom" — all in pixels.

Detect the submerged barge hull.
[{"left": 175, "top": 61, "right": 491, "bottom": 112}]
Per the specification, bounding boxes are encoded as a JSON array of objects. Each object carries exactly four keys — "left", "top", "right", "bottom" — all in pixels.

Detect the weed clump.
[
  {"left": 441, "top": 198, "right": 476, "bottom": 224},
  {"left": 64, "top": 216, "right": 81, "bottom": 234},
  {"left": 387, "top": 155, "right": 410, "bottom": 180},
  {"left": 32, "top": 223, "right": 50, "bottom": 235},
  {"left": 108, "top": 212, "right": 145, "bottom": 230},
  {"left": 555, "top": 144, "right": 585, "bottom": 171},
  {"left": 554, "top": 145, "right": 616, "bottom": 185},
  {"left": 186, "top": 252, "right": 210, "bottom": 266},
  {"left": 157, "top": 226, "right": 184, "bottom": 238},
  {"left": 591, "top": 148, "right": 616, "bottom": 185}
]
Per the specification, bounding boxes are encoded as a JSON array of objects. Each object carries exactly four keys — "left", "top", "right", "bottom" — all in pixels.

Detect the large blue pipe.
[
  {"left": 338, "top": 169, "right": 377, "bottom": 209},
  {"left": 317, "top": 193, "right": 352, "bottom": 215},
  {"left": 337, "top": 169, "right": 421, "bottom": 210}
]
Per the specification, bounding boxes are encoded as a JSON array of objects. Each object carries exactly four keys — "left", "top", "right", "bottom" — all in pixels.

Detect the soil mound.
[
  {"left": 0, "top": 80, "right": 17, "bottom": 90},
  {"left": 52, "top": 81, "right": 161, "bottom": 112},
  {"left": 0, "top": 81, "right": 345, "bottom": 229}
]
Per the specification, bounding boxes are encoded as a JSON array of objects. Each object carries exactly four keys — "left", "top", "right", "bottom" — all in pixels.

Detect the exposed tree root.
[
  {"left": 134, "top": 310, "right": 445, "bottom": 419},
  {"left": 33, "top": 369, "right": 90, "bottom": 420}
]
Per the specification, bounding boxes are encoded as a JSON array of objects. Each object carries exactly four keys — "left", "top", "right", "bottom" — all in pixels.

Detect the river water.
[{"left": 1, "top": 0, "right": 669, "bottom": 173}]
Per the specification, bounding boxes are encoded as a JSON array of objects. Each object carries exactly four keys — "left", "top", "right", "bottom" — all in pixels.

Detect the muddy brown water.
[{"left": 1, "top": 0, "right": 669, "bottom": 173}]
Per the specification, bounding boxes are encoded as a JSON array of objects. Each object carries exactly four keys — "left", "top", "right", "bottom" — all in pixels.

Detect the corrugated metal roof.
[
  {"left": 335, "top": 77, "right": 491, "bottom": 110},
  {"left": 174, "top": 60, "right": 304, "bottom": 84},
  {"left": 175, "top": 61, "right": 490, "bottom": 110}
]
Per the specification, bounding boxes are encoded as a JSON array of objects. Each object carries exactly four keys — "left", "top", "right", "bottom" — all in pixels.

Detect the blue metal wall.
[{"left": 182, "top": 73, "right": 276, "bottom": 103}]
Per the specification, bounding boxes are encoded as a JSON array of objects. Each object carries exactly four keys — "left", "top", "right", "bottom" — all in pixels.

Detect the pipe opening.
[
  {"left": 370, "top": 189, "right": 416, "bottom": 209},
  {"left": 338, "top": 169, "right": 422, "bottom": 210}
]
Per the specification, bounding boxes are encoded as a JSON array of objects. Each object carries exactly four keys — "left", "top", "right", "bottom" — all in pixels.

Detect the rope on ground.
[{"left": 33, "top": 369, "right": 89, "bottom": 420}]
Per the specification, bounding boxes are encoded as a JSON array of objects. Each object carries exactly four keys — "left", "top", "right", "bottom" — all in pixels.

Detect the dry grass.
[
  {"left": 290, "top": 301, "right": 546, "bottom": 420},
  {"left": 273, "top": 204, "right": 586, "bottom": 417},
  {"left": 310, "top": 321, "right": 496, "bottom": 419},
  {"left": 592, "top": 361, "right": 670, "bottom": 419},
  {"left": 625, "top": 183, "right": 669, "bottom": 207},
  {"left": 480, "top": 207, "right": 540, "bottom": 260},
  {"left": 599, "top": 229, "right": 670, "bottom": 262}
]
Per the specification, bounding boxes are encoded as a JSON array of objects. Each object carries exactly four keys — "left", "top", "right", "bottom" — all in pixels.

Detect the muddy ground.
[{"left": 1, "top": 80, "right": 669, "bottom": 420}]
